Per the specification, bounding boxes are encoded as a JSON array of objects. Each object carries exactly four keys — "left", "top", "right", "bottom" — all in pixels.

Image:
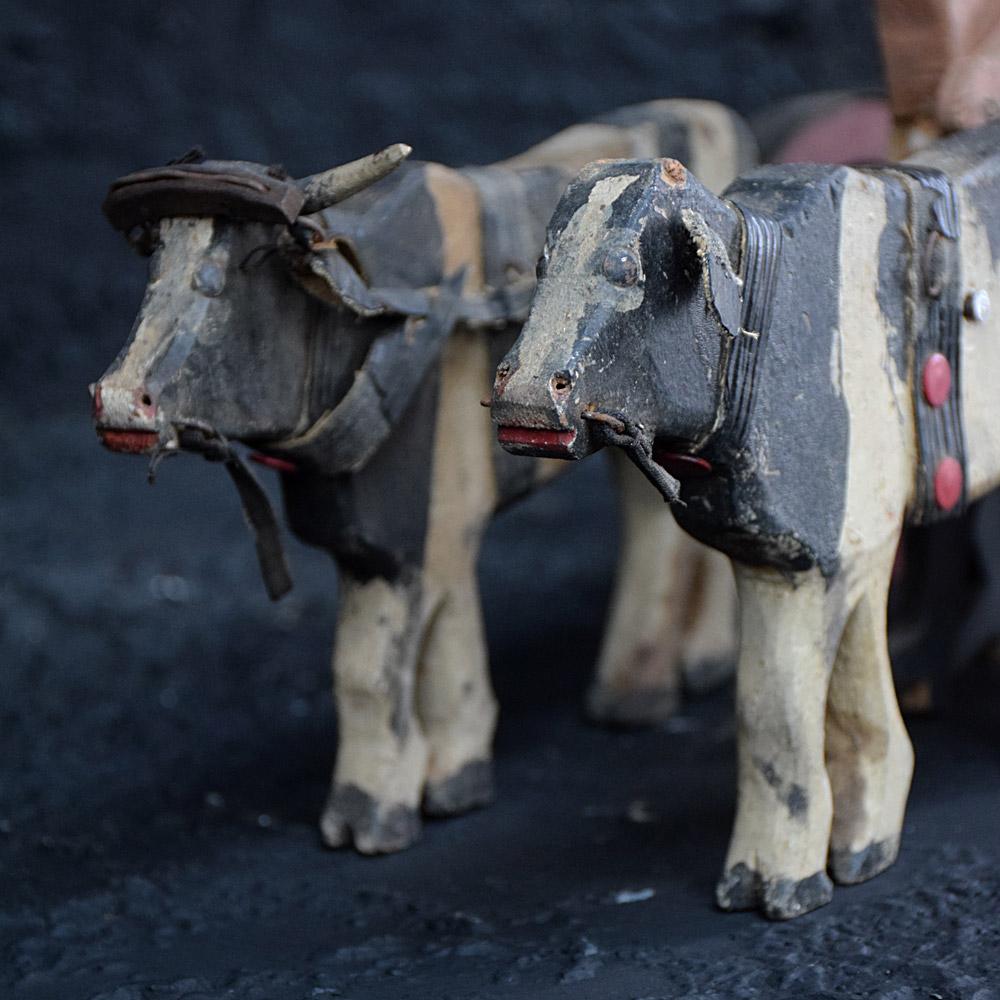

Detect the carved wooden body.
[
  {"left": 93, "top": 101, "right": 753, "bottom": 853},
  {"left": 492, "top": 120, "right": 1000, "bottom": 917}
]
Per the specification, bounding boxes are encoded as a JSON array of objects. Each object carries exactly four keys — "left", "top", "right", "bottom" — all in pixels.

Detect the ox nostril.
[
  {"left": 92, "top": 383, "right": 103, "bottom": 419},
  {"left": 494, "top": 360, "right": 514, "bottom": 395},
  {"left": 549, "top": 371, "right": 572, "bottom": 397},
  {"left": 135, "top": 387, "right": 157, "bottom": 419}
]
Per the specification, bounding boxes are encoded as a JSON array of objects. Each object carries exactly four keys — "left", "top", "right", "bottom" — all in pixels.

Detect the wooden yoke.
[{"left": 876, "top": 0, "right": 1000, "bottom": 155}]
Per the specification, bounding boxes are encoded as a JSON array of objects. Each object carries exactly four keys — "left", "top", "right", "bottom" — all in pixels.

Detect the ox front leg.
[
  {"left": 416, "top": 569, "right": 498, "bottom": 816},
  {"left": 716, "top": 564, "right": 835, "bottom": 920},
  {"left": 587, "top": 452, "right": 693, "bottom": 726},
  {"left": 322, "top": 572, "right": 430, "bottom": 855},
  {"left": 826, "top": 541, "right": 914, "bottom": 885}
]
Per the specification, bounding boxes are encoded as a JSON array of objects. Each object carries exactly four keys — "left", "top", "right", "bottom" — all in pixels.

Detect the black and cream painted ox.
[
  {"left": 492, "top": 120, "right": 1000, "bottom": 917},
  {"left": 93, "top": 102, "right": 755, "bottom": 854}
]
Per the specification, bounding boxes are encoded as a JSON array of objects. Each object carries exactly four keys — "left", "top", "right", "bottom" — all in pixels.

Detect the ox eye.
[
  {"left": 192, "top": 261, "right": 225, "bottom": 297},
  {"left": 602, "top": 248, "right": 639, "bottom": 287},
  {"left": 536, "top": 247, "right": 550, "bottom": 282}
]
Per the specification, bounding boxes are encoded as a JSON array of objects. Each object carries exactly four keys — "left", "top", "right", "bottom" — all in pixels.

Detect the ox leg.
[
  {"left": 416, "top": 567, "right": 498, "bottom": 816},
  {"left": 679, "top": 545, "right": 738, "bottom": 696},
  {"left": 826, "top": 542, "right": 914, "bottom": 885},
  {"left": 716, "top": 564, "right": 836, "bottom": 920},
  {"left": 321, "top": 572, "right": 430, "bottom": 855},
  {"left": 587, "top": 451, "right": 692, "bottom": 726},
  {"left": 415, "top": 327, "right": 499, "bottom": 816}
]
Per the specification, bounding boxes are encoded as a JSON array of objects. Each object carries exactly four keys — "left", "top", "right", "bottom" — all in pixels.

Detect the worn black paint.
[
  {"left": 281, "top": 371, "right": 440, "bottom": 581},
  {"left": 496, "top": 161, "right": 850, "bottom": 576},
  {"left": 324, "top": 783, "right": 421, "bottom": 855},
  {"left": 753, "top": 754, "right": 810, "bottom": 820},
  {"left": 497, "top": 124, "right": 1000, "bottom": 574},
  {"left": 890, "top": 165, "right": 968, "bottom": 522},
  {"left": 105, "top": 105, "right": 736, "bottom": 585},
  {"left": 680, "top": 165, "right": 850, "bottom": 575},
  {"left": 717, "top": 862, "right": 835, "bottom": 920},
  {"left": 829, "top": 837, "right": 898, "bottom": 885},
  {"left": 876, "top": 177, "right": 911, "bottom": 384},
  {"left": 422, "top": 759, "right": 496, "bottom": 817},
  {"left": 14, "top": 0, "right": 1000, "bottom": 993}
]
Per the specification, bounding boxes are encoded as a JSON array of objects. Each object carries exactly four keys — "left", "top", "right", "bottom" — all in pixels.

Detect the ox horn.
[{"left": 299, "top": 142, "right": 412, "bottom": 214}]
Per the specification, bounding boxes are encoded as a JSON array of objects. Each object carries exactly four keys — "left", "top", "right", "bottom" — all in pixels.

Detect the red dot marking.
[
  {"left": 934, "top": 456, "right": 963, "bottom": 511},
  {"left": 922, "top": 353, "right": 952, "bottom": 408}
]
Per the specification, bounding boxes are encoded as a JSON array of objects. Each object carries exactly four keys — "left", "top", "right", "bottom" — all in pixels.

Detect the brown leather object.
[
  {"left": 103, "top": 162, "right": 306, "bottom": 233},
  {"left": 768, "top": 96, "right": 891, "bottom": 164},
  {"left": 876, "top": 0, "right": 1000, "bottom": 129},
  {"left": 938, "top": 15, "right": 1000, "bottom": 130}
]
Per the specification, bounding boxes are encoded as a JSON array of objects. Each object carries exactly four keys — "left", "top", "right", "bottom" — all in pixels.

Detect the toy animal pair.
[
  {"left": 94, "top": 100, "right": 749, "bottom": 855},
  {"left": 94, "top": 94, "right": 1000, "bottom": 919}
]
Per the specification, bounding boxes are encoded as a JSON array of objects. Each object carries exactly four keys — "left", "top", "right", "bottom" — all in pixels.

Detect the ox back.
[
  {"left": 279, "top": 101, "right": 757, "bottom": 581},
  {"left": 673, "top": 120, "right": 1000, "bottom": 578}
]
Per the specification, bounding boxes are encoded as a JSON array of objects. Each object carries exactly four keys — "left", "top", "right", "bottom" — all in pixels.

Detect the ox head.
[
  {"left": 492, "top": 158, "right": 743, "bottom": 474},
  {"left": 92, "top": 144, "right": 411, "bottom": 456}
]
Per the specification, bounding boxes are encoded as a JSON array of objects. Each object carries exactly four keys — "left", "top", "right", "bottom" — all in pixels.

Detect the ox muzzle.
[
  {"left": 91, "top": 381, "right": 160, "bottom": 454},
  {"left": 490, "top": 362, "right": 598, "bottom": 461},
  {"left": 490, "top": 364, "right": 698, "bottom": 506}
]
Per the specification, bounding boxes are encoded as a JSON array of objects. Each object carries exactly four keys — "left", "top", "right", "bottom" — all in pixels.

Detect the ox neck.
[
  {"left": 697, "top": 203, "right": 784, "bottom": 458},
  {"left": 257, "top": 271, "right": 466, "bottom": 478}
]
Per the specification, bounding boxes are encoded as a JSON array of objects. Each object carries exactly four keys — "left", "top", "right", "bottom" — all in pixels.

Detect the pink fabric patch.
[{"left": 774, "top": 98, "right": 891, "bottom": 165}]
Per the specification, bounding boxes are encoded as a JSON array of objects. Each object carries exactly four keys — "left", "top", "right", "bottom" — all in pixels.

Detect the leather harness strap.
[
  {"left": 723, "top": 206, "right": 783, "bottom": 446},
  {"left": 105, "top": 158, "right": 540, "bottom": 598},
  {"left": 103, "top": 162, "right": 306, "bottom": 233},
  {"left": 893, "top": 164, "right": 967, "bottom": 522},
  {"left": 262, "top": 270, "right": 467, "bottom": 475},
  {"left": 148, "top": 422, "right": 293, "bottom": 602}
]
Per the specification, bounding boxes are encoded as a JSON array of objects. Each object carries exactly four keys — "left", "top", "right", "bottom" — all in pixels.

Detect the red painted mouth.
[
  {"left": 497, "top": 425, "right": 577, "bottom": 456},
  {"left": 98, "top": 429, "right": 160, "bottom": 454}
]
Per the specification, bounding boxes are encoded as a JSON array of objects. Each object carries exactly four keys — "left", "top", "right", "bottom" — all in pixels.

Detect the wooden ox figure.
[
  {"left": 92, "top": 101, "right": 753, "bottom": 854},
  {"left": 491, "top": 120, "right": 1000, "bottom": 917}
]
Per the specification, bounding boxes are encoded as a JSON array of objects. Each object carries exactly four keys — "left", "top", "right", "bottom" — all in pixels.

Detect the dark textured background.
[{"left": 3, "top": 2, "right": 1000, "bottom": 998}]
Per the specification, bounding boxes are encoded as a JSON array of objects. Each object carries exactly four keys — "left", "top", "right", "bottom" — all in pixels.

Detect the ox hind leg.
[
  {"left": 416, "top": 326, "right": 499, "bottom": 816},
  {"left": 716, "top": 563, "right": 837, "bottom": 920},
  {"left": 678, "top": 545, "right": 738, "bottom": 696},
  {"left": 321, "top": 572, "right": 430, "bottom": 854},
  {"left": 589, "top": 452, "right": 737, "bottom": 726},
  {"left": 826, "top": 540, "right": 914, "bottom": 884},
  {"left": 416, "top": 566, "right": 498, "bottom": 816}
]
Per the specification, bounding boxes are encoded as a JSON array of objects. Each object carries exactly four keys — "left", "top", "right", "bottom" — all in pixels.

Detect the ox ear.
[
  {"left": 291, "top": 242, "right": 389, "bottom": 316},
  {"left": 286, "top": 239, "right": 436, "bottom": 319},
  {"left": 680, "top": 207, "right": 742, "bottom": 337},
  {"left": 299, "top": 143, "right": 412, "bottom": 214}
]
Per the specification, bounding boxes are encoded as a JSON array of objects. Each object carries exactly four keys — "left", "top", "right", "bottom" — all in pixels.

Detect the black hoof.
[
  {"left": 422, "top": 759, "right": 494, "bottom": 817},
  {"left": 586, "top": 683, "right": 679, "bottom": 729},
  {"left": 829, "top": 837, "right": 899, "bottom": 885},
  {"left": 681, "top": 655, "right": 735, "bottom": 697},
  {"left": 715, "top": 862, "right": 760, "bottom": 911},
  {"left": 716, "top": 864, "right": 833, "bottom": 920},
  {"left": 320, "top": 783, "right": 421, "bottom": 855},
  {"left": 762, "top": 871, "right": 833, "bottom": 920}
]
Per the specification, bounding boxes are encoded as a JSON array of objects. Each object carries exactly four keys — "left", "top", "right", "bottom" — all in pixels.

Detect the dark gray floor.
[{"left": 5, "top": 3, "right": 1000, "bottom": 998}]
